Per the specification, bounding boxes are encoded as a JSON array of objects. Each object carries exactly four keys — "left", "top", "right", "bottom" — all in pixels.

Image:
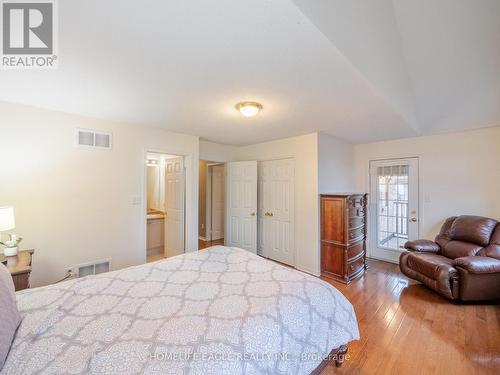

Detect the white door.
[
  {"left": 369, "top": 158, "right": 419, "bottom": 263},
  {"left": 259, "top": 159, "right": 295, "bottom": 265},
  {"left": 164, "top": 157, "right": 185, "bottom": 258},
  {"left": 209, "top": 164, "right": 225, "bottom": 241},
  {"left": 226, "top": 161, "right": 258, "bottom": 253}
]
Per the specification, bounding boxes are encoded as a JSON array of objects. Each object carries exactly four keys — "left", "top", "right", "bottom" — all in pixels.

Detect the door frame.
[
  {"left": 206, "top": 163, "right": 225, "bottom": 242},
  {"left": 367, "top": 155, "right": 422, "bottom": 263},
  {"left": 143, "top": 148, "right": 190, "bottom": 262}
]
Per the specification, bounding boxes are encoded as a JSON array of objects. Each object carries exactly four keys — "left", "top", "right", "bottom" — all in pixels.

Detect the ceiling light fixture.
[{"left": 236, "top": 102, "right": 263, "bottom": 117}]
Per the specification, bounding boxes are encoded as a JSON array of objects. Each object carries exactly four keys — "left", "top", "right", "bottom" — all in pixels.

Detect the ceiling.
[{"left": 0, "top": 0, "right": 499, "bottom": 145}]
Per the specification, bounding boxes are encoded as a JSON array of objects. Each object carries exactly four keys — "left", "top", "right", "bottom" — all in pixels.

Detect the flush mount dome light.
[{"left": 236, "top": 101, "right": 263, "bottom": 117}]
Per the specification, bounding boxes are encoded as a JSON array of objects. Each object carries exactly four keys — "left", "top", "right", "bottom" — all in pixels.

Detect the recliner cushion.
[
  {"left": 449, "top": 215, "right": 498, "bottom": 247},
  {"left": 399, "top": 251, "right": 459, "bottom": 299},
  {"left": 406, "top": 252, "right": 455, "bottom": 280},
  {"left": 441, "top": 240, "right": 483, "bottom": 259},
  {"left": 479, "top": 224, "right": 500, "bottom": 260}
]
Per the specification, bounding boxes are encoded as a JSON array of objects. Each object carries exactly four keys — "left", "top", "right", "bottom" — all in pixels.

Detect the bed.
[{"left": 2, "top": 246, "right": 359, "bottom": 374}]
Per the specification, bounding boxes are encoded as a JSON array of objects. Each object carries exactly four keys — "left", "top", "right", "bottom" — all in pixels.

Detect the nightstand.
[{"left": 0, "top": 249, "right": 34, "bottom": 291}]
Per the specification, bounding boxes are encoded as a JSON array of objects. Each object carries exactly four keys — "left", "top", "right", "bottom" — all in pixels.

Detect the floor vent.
[
  {"left": 67, "top": 259, "right": 111, "bottom": 278},
  {"left": 76, "top": 128, "right": 112, "bottom": 149}
]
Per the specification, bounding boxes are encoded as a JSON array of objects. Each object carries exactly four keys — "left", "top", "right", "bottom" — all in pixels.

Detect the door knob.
[
  {"left": 409, "top": 217, "right": 417, "bottom": 222},
  {"left": 269, "top": 212, "right": 274, "bottom": 217},
  {"left": 250, "top": 212, "right": 256, "bottom": 217}
]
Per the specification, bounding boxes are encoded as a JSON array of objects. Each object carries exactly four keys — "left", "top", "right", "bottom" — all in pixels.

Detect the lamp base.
[{"left": 3, "top": 247, "right": 18, "bottom": 257}]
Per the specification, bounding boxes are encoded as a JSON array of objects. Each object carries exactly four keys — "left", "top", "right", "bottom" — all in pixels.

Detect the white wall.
[
  {"left": 318, "top": 133, "right": 356, "bottom": 193},
  {"left": 235, "top": 133, "right": 320, "bottom": 275},
  {"left": 293, "top": 0, "right": 418, "bottom": 130},
  {"left": 354, "top": 127, "right": 500, "bottom": 243},
  {"left": 0, "top": 102, "right": 199, "bottom": 286},
  {"left": 199, "top": 140, "right": 238, "bottom": 162}
]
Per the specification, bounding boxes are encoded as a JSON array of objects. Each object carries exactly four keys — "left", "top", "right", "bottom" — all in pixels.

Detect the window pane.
[{"left": 376, "top": 163, "right": 410, "bottom": 250}]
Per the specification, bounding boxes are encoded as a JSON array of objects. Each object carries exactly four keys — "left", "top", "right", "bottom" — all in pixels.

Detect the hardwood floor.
[
  {"left": 146, "top": 239, "right": 225, "bottom": 262},
  {"left": 320, "top": 259, "right": 500, "bottom": 375},
  {"left": 146, "top": 253, "right": 164, "bottom": 263},
  {"left": 198, "top": 238, "right": 225, "bottom": 250}
]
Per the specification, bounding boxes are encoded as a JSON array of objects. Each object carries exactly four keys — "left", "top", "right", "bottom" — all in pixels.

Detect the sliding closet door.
[
  {"left": 259, "top": 158, "right": 295, "bottom": 266},
  {"left": 226, "top": 161, "right": 258, "bottom": 253}
]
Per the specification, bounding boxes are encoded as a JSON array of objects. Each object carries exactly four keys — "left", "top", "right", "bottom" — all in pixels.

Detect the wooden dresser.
[{"left": 320, "top": 194, "right": 367, "bottom": 284}]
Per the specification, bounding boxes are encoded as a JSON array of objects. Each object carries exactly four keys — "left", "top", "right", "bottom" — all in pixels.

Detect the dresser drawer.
[
  {"left": 348, "top": 206, "right": 366, "bottom": 218},
  {"left": 348, "top": 216, "right": 365, "bottom": 229},
  {"left": 348, "top": 196, "right": 361, "bottom": 206},
  {"left": 347, "top": 242, "right": 365, "bottom": 261},
  {"left": 347, "top": 256, "right": 365, "bottom": 276},
  {"left": 348, "top": 226, "right": 365, "bottom": 243}
]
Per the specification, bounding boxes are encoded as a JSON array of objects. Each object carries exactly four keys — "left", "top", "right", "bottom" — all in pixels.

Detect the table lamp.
[{"left": 0, "top": 207, "right": 22, "bottom": 256}]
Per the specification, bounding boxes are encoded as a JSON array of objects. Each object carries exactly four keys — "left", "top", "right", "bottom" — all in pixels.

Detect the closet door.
[
  {"left": 226, "top": 161, "right": 258, "bottom": 253},
  {"left": 259, "top": 159, "right": 295, "bottom": 266}
]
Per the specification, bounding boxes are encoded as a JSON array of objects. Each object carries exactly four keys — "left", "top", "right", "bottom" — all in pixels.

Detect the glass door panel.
[{"left": 369, "top": 158, "right": 419, "bottom": 263}]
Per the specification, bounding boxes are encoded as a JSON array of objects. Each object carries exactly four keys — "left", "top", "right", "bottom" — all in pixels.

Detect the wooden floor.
[
  {"left": 146, "top": 239, "right": 225, "bottom": 262},
  {"left": 198, "top": 238, "right": 224, "bottom": 250},
  {"left": 320, "top": 259, "right": 500, "bottom": 375},
  {"left": 146, "top": 253, "right": 164, "bottom": 263}
]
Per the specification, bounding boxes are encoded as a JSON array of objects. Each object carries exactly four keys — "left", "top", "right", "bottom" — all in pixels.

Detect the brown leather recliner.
[{"left": 399, "top": 215, "right": 500, "bottom": 301}]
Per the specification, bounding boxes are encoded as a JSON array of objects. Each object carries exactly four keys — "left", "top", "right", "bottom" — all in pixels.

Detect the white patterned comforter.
[{"left": 3, "top": 246, "right": 359, "bottom": 375}]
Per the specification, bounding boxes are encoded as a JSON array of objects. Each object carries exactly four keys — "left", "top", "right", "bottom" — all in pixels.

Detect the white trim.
[{"left": 206, "top": 164, "right": 212, "bottom": 242}]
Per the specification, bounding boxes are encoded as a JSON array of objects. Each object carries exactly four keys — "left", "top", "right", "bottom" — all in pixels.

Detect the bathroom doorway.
[
  {"left": 146, "top": 152, "right": 186, "bottom": 262},
  {"left": 199, "top": 161, "right": 225, "bottom": 250}
]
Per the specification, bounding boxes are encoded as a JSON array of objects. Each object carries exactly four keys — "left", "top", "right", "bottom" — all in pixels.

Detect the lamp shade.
[{"left": 0, "top": 207, "right": 15, "bottom": 232}]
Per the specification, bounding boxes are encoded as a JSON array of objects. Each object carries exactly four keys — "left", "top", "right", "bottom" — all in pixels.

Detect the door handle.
[
  {"left": 409, "top": 217, "right": 417, "bottom": 222},
  {"left": 250, "top": 212, "right": 256, "bottom": 217}
]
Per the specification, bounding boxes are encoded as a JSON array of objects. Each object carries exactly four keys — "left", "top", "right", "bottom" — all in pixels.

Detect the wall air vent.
[
  {"left": 76, "top": 128, "right": 112, "bottom": 149},
  {"left": 66, "top": 258, "right": 111, "bottom": 278}
]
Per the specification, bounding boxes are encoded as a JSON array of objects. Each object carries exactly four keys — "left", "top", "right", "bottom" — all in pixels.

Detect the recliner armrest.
[
  {"left": 452, "top": 256, "right": 500, "bottom": 274},
  {"left": 404, "top": 240, "right": 440, "bottom": 253}
]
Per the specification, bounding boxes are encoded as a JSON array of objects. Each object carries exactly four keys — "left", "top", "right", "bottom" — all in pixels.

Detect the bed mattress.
[{"left": 2, "top": 246, "right": 359, "bottom": 374}]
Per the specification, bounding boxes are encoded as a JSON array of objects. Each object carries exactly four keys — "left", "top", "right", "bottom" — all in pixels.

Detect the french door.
[{"left": 369, "top": 158, "right": 419, "bottom": 263}]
